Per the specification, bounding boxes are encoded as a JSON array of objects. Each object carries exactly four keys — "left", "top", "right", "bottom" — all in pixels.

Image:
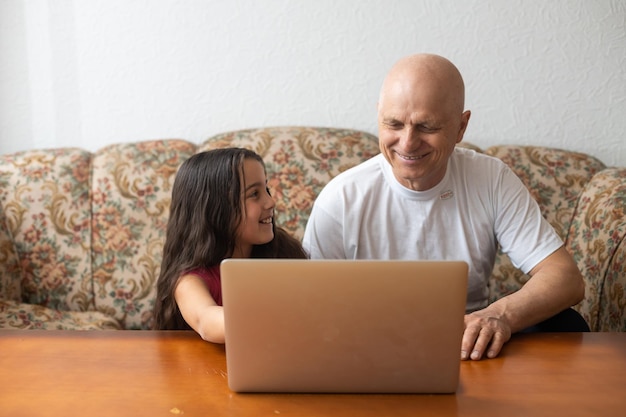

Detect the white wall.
[{"left": 1, "top": 0, "right": 625, "bottom": 166}]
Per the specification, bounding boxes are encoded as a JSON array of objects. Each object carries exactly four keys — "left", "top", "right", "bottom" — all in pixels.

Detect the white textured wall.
[{"left": 1, "top": 0, "right": 625, "bottom": 166}]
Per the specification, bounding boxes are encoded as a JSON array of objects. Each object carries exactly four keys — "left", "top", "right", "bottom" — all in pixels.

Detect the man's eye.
[
  {"left": 419, "top": 125, "right": 439, "bottom": 133},
  {"left": 385, "top": 122, "right": 402, "bottom": 130}
]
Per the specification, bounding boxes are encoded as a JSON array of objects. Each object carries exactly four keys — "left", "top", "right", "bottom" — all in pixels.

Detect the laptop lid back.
[{"left": 221, "top": 259, "right": 468, "bottom": 393}]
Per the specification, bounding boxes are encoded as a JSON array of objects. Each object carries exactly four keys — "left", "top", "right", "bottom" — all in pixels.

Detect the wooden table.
[{"left": 1, "top": 331, "right": 624, "bottom": 417}]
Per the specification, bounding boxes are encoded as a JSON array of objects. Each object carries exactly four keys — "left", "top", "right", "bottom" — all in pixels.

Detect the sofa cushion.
[
  {"left": 91, "top": 140, "right": 197, "bottom": 330},
  {"left": 0, "top": 299, "right": 121, "bottom": 330},
  {"left": 200, "top": 126, "right": 381, "bottom": 240}
]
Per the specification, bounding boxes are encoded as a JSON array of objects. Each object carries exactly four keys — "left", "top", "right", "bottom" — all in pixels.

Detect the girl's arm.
[{"left": 174, "top": 274, "right": 225, "bottom": 343}]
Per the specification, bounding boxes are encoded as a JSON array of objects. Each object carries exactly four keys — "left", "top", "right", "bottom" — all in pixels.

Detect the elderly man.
[{"left": 302, "top": 53, "right": 585, "bottom": 360}]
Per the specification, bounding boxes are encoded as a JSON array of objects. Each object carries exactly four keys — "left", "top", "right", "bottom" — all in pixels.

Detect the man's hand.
[
  {"left": 459, "top": 247, "right": 584, "bottom": 361},
  {"left": 461, "top": 311, "right": 512, "bottom": 360}
]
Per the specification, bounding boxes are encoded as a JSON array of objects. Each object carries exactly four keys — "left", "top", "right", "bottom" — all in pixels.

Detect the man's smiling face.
[{"left": 377, "top": 54, "right": 470, "bottom": 191}]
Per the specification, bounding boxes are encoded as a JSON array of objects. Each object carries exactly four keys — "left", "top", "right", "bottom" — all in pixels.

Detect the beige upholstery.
[{"left": 0, "top": 128, "right": 624, "bottom": 331}]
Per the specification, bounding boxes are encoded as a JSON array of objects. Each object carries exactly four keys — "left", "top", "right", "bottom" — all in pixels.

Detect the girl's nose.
[{"left": 265, "top": 192, "right": 276, "bottom": 209}]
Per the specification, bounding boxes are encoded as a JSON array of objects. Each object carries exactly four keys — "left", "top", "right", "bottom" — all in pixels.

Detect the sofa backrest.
[
  {"left": 90, "top": 140, "right": 198, "bottom": 329},
  {"left": 200, "top": 126, "right": 381, "bottom": 240},
  {"left": 485, "top": 145, "right": 607, "bottom": 239},
  {"left": 0, "top": 127, "right": 380, "bottom": 329},
  {"left": 4, "top": 131, "right": 622, "bottom": 331}
]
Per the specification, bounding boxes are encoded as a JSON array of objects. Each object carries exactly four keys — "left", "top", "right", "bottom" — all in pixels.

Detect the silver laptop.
[{"left": 220, "top": 259, "right": 468, "bottom": 394}]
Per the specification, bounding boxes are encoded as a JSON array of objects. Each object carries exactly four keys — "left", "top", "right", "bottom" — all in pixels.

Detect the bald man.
[{"left": 302, "top": 53, "right": 585, "bottom": 360}]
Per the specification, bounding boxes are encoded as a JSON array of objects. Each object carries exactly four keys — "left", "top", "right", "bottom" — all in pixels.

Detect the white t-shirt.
[{"left": 302, "top": 148, "right": 563, "bottom": 312}]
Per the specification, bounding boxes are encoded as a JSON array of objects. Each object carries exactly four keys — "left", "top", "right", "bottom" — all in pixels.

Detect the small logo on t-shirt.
[{"left": 440, "top": 190, "right": 454, "bottom": 200}]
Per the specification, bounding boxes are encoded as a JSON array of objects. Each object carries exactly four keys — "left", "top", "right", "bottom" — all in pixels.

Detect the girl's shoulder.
[{"left": 183, "top": 265, "right": 221, "bottom": 280}]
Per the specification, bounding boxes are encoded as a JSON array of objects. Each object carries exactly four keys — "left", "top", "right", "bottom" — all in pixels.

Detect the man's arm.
[{"left": 461, "top": 246, "right": 585, "bottom": 360}]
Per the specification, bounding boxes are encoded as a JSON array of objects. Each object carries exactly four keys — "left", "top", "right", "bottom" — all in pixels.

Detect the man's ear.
[{"left": 456, "top": 110, "right": 471, "bottom": 143}]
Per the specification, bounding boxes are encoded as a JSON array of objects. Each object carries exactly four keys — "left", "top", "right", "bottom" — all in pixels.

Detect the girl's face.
[{"left": 233, "top": 158, "right": 275, "bottom": 258}]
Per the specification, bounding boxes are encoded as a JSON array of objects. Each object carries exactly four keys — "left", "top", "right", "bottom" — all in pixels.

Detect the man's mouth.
[{"left": 397, "top": 152, "right": 429, "bottom": 161}]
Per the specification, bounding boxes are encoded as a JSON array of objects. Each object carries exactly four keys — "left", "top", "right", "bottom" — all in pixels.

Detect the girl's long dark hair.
[{"left": 153, "top": 148, "right": 307, "bottom": 330}]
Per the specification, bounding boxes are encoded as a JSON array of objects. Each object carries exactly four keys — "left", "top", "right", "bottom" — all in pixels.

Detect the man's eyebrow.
[{"left": 384, "top": 116, "right": 440, "bottom": 126}]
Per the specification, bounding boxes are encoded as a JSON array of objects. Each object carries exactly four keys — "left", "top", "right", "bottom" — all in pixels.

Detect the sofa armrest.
[
  {"left": 0, "top": 160, "right": 24, "bottom": 302},
  {"left": 0, "top": 148, "right": 96, "bottom": 310},
  {"left": 0, "top": 231, "right": 22, "bottom": 302},
  {"left": 566, "top": 167, "right": 626, "bottom": 331}
]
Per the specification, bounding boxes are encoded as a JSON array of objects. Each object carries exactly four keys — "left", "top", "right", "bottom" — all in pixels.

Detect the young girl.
[{"left": 153, "top": 148, "right": 307, "bottom": 343}]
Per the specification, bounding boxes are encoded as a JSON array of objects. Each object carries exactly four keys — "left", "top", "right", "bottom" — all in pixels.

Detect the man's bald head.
[{"left": 378, "top": 53, "right": 466, "bottom": 116}]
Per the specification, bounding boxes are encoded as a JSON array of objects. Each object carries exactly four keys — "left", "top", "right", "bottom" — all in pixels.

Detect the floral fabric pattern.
[
  {"left": 199, "top": 127, "right": 380, "bottom": 240},
  {"left": 0, "top": 130, "right": 624, "bottom": 332},
  {"left": 566, "top": 168, "right": 626, "bottom": 331},
  {"left": 483, "top": 147, "right": 603, "bottom": 285},
  {"left": 90, "top": 140, "right": 197, "bottom": 329},
  {"left": 0, "top": 300, "right": 120, "bottom": 330},
  {"left": 0, "top": 149, "right": 94, "bottom": 311}
]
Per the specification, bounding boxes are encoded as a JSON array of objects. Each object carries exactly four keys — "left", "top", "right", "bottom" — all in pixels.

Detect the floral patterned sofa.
[{"left": 0, "top": 126, "right": 624, "bottom": 331}]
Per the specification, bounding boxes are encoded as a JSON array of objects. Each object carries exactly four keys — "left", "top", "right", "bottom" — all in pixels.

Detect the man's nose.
[{"left": 399, "top": 127, "right": 420, "bottom": 149}]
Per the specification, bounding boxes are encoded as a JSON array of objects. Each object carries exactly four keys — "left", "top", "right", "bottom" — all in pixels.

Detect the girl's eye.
[{"left": 266, "top": 187, "right": 272, "bottom": 196}]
